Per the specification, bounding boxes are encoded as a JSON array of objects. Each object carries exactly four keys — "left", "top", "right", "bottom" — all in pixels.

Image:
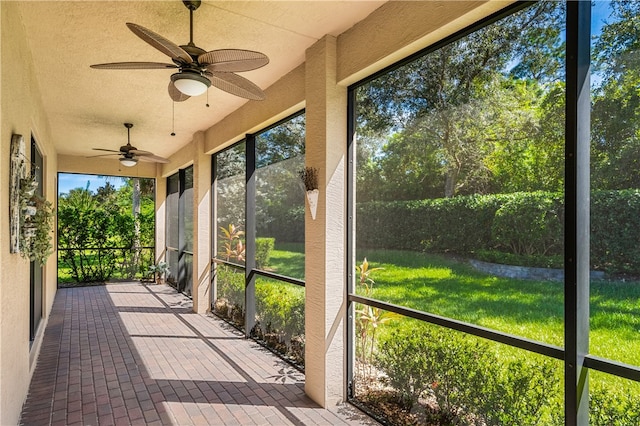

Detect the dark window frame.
[{"left": 346, "top": 2, "right": 640, "bottom": 424}]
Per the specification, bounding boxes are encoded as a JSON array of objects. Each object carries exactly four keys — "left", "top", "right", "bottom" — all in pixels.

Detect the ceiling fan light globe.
[
  {"left": 120, "top": 157, "right": 138, "bottom": 167},
  {"left": 171, "top": 72, "right": 210, "bottom": 96}
]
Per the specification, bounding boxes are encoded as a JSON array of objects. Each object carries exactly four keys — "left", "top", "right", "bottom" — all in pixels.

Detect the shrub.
[
  {"left": 255, "top": 279, "right": 305, "bottom": 364},
  {"left": 492, "top": 192, "right": 563, "bottom": 256},
  {"left": 357, "top": 190, "right": 640, "bottom": 275},
  {"left": 591, "top": 189, "right": 640, "bottom": 273},
  {"left": 255, "top": 237, "right": 275, "bottom": 269},
  {"left": 482, "top": 358, "right": 560, "bottom": 425},
  {"left": 356, "top": 195, "right": 504, "bottom": 253},
  {"left": 375, "top": 326, "right": 436, "bottom": 411},
  {"left": 590, "top": 385, "right": 640, "bottom": 426},
  {"left": 475, "top": 249, "right": 563, "bottom": 269},
  {"left": 257, "top": 206, "right": 304, "bottom": 244},
  {"left": 215, "top": 264, "right": 245, "bottom": 322},
  {"left": 375, "top": 324, "right": 560, "bottom": 424}
]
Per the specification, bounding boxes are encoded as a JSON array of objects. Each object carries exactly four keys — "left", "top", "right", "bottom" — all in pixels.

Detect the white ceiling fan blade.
[
  {"left": 168, "top": 81, "right": 190, "bottom": 102},
  {"left": 126, "top": 23, "right": 193, "bottom": 64},
  {"left": 200, "top": 49, "right": 269, "bottom": 72},
  {"left": 208, "top": 71, "right": 265, "bottom": 100},
  {"left": 91, "top": 62, "right": 177, "bottom": 70}
]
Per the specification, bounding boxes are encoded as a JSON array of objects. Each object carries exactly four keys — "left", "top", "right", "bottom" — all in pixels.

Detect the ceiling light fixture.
[
  {"left": 120, "top": 157, "right": 138, "bottom": 167},
  {"left": 171, "top": 71, "right": 211, "bottom": 96}
]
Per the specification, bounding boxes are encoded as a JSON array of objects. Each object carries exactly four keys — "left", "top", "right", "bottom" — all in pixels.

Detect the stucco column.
[
  {"left": 192, "top": 132, "right": 211, "bottom": 314},
  {"left": 304, "top": 35, "right": 347, "bottom": 408},
  {"left": 155, "top": 165, "right": 167, "bottom": 266}
]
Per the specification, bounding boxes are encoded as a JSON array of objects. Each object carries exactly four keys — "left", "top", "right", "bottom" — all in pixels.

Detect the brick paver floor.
[{"left": 20, "top": 282, "right": 377, "bottom": 426}]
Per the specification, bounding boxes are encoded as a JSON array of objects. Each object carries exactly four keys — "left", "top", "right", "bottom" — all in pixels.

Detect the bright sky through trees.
[{"left": 58, "top": 173, "right": 124, "bottom": 195}]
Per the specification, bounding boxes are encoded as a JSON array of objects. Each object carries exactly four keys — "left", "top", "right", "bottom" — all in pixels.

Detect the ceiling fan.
[
  {"left": 90, "top": 0, "right": 268, "bottom": 102},
  {"left": 89, "top": 123, "right": 170, "bottom": 167}
]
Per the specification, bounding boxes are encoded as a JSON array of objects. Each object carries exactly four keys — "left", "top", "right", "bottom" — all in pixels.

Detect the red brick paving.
[{"left": 19, "top": 282, "right": 376, "bottom": 426}]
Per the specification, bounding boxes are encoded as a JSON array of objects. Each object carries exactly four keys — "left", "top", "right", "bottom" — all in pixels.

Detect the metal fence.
[{"left": 57, "top": 246, "right": 155, "bottom": 284}]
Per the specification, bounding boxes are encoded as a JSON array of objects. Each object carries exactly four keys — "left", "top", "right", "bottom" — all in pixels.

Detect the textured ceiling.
[{"left": 16, "top": 1, "right": 384, "bottom": 162}]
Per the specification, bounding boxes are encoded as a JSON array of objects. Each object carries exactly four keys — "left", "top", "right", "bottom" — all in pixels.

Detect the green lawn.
[
  {"left": 269, "top": 243, "right": 305, "bottom": 280},
  {"left": 269, "top": 245, "right": 640, "bottom": 422},
  {"left": 357, "top": 249, "right": 640, "bottom": 368},
  {"left": 270, "top": 245, "right": 640, "bottom": 369}
]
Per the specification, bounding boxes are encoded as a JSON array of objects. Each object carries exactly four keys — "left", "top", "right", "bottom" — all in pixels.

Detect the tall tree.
[
  {"left": 355, "top": 1, "right": 564, "bottom": 199},
  {"left": 591, "top": 1, "right": 640, "bottom": 190}
]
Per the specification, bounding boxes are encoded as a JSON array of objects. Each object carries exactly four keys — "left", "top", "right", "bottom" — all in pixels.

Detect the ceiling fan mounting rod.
[
  {"left": 183, "top": 0, "right": 201, "bottom": 46},
  {"left": 124, "top": 122, "right": 133, "bottom": 144},
  {"left": 189, "top": 8, "right": 194, "bottom": 46}
]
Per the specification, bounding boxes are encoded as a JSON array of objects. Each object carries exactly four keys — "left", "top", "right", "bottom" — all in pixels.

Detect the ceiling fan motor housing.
[{"left": 183, "top": 0, "right": 201, "bottom": 11}]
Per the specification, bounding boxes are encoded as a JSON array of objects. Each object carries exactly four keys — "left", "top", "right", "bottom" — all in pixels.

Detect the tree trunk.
[
  {"left": 131, "top": 178, "right": 141, "bottom": 278},
  {"left": 444, "top": 171, "right": 456, "bottom": 198}
]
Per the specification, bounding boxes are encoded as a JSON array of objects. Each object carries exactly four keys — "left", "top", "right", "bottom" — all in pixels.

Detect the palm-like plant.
[
  {"left": 355, "top": 258, "right": 396, "bottom": 380},
  {"left": 220, "top": 224, "right": 245, "bottom": 262}
]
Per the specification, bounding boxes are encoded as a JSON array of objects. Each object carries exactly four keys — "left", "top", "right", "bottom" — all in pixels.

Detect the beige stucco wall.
[
  {"left": 1, "top": 2, "right": 58, "bottom": 424},
  {"left": 337, "top": 1, "right": 511, "bottom": 85},
  {"left": 58, "top": 154, "right": 159, "bottom": 178}
]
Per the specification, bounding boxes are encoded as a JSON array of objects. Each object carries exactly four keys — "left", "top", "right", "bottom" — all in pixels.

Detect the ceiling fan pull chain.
[
  {"left": 171, "top": 101, "right": 176, "bottom": 136},
  {"left": 206, "top": 90, "right": 210, "bottom": 108}
]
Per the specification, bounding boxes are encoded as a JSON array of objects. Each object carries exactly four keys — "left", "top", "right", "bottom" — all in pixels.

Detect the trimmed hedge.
[
  {"left": 257, "top": 206, "right": 304, "bottom": 244},
  {"left": 356, "top": 190, "right": 640, "bottom": 275},
  {"left": 375, "top": 324, "right": 559, "bottom": 424},
  {"left": 255, "top": 237, "right": 275, "bottom": 269}
]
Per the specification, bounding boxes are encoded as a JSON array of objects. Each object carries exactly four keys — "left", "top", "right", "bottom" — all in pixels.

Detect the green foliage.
[
  {"left": 375, "top": 324, "right": 559, "bottom": 424},
  {"left": 219, "top": 224, "right": 245, "bottom": 263},
  {"left": 590, "top": 386, "right": 640, "bottom": 426},
  {"left": 374, "top": 326, "right": 435, "bottom": 411},
  {"left": 591, "top": 2, "right": 640, "bottom": 191},
  {"left": 483, "top": 359, "right": 560, "bottom": 425},
  {"left": 591, "top": 190, "right": 640, "bottom": 273},
  {"left": 255, "top": 279, "right": 305, "bottom": 342},
  {"left": 19, "top": 174, "right": 55, "bottom": 264},
  {"left": 475, "top": 249, "right": 563, "bottom": 269},
  {"left": 355, "top": 2, "right": 565, "bottom": 199},
  {"left": 57, "top": 247, "right": 155, "bottom": 284},
  {"left": 357, "top": 190, "right": 640, "bottom": 275},
  {"left": 148, "top": 261, "right": 170, "bottom": 280},
  {"left": 492, "top": 192, "right": 563, "bottom": 256},
  {"left": 356, "top": 195, "right": 502, "bottom": 252},
  {"left": 57, "top": 178, "right": 155, "bottom": 282},
  {"left": 214, "top": 264, "right": 245, "bottom": 325},
  {"left": 255, "top": 237, "right": 275, "bottom": 269},
  {"left": 355, "top": 258, "right": 397, "bottom": 379}
]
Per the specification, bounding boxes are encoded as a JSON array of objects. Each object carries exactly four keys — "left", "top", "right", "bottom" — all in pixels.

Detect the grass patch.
[
  {"left": 357, "top": 249, "right": 640, "bottom": 368},
  {"left": 267, "top": 244, "right": 640, "bottom": 368},
  {"left": 269, "top": 242, "right": 305, "bottom": 280}
]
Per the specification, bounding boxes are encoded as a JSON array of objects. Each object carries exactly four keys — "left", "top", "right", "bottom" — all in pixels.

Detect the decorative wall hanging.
[
  {"left": 20, "top": 173, "right": 54, "bottom": 263},
  {"left": 10, "top": 134, "right": 26, "bottom": 253},
  {"left": 299, "top": 166, "right": 319, "bottom": 220},
  {"left": 9, "top": 133, "right": 55, "bottom": 263}
]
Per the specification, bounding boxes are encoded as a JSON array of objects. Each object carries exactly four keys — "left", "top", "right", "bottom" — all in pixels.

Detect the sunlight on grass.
[
  {"left": 234, "top": 243, "right": 640, "bottom": 376},
  {"left": 267, "top": 243, "right": 305, "bottom": 280},
  {"left": 355, "top": 248, "right": 640, "bottom": 368}
]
